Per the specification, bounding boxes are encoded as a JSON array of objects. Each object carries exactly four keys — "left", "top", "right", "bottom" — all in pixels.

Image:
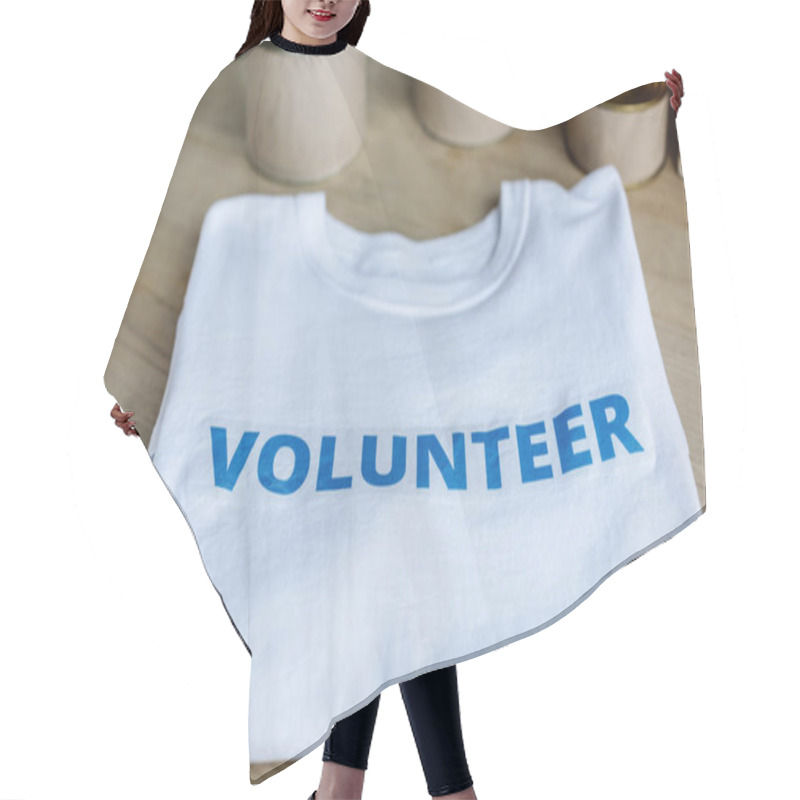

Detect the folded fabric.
[{"left": 147, "top": 162, "right": 702, "bottom": 782}]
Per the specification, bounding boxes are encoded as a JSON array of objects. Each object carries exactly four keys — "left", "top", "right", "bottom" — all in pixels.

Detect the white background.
[{"left": 1, "top": 1, "right": 797, "bottom": 798}]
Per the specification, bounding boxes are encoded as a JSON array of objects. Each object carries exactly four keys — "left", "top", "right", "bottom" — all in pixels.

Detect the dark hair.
[{"left": 236, "top": 1, "right": 371, "bottom": 59}]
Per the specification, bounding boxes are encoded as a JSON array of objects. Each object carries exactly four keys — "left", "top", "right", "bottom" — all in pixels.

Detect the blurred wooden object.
[
  {"left": 411, "top": 80, "right": 513, "bottom": 146},
  {"left": 243, "top": 42, "right": 368, "bottom": 183},
  {"left": 564, "top": 82, "right": 671, "bottom": 188}
]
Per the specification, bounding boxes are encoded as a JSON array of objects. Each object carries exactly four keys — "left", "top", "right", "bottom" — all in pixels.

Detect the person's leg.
[
  {"left": 316, "top": 694, "right": 381, "bottom": 800},
  {"left": 400, "top": 665, "right": 476, "bottom": 798}
]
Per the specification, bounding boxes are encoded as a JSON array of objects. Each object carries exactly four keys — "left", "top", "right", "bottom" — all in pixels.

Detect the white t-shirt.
[{"left": 148, "top": 163, "right": 701, "bottom": 779}]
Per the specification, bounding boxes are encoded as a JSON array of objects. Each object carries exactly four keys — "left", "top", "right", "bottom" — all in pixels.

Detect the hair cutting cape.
[{"left": 105, "top": 34, "right": 704, "bottom": 785}]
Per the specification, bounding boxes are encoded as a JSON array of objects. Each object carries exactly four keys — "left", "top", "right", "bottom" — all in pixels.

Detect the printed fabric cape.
[{"left": 105, "top": 31, "right": 704, "bottom": 785}]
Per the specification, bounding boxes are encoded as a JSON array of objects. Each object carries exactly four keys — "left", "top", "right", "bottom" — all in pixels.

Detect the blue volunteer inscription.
[{"left": 211, "top": 393, "right": 644, "bottom": 494}]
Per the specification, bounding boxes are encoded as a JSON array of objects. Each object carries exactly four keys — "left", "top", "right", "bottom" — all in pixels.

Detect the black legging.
[{"left": 323, "top": 664, "right": 473, "bottom": 797}]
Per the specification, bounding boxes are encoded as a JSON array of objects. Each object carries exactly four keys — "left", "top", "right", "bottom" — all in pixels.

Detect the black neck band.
[{"left": 269, "top": 30, "right": 348, "bottom": 55}]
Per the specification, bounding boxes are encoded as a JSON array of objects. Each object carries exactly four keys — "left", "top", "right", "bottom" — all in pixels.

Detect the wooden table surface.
[{"left": 104, "top": 51, "right": 704, "bottom": 507}]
